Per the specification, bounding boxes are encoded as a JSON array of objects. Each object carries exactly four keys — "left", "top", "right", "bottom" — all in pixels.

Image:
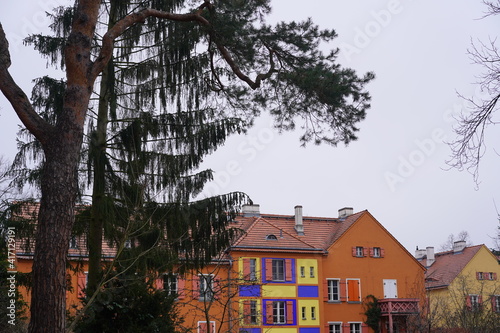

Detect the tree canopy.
[{"left": 0, "top": 1, "right": 373, "bottom": 332}]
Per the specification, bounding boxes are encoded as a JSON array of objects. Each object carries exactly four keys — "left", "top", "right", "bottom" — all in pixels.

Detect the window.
[
  {"left": 350, "top": 323, "right": 361, "bottom": 333},
  {"left": 352, "top": 246, "right": 367, "bottom": 257},
  {"left": 199, "top": 275, "right": 214, "bottom": 301},
  {"left": 124, "top": 239, "right": 132, "bottom": 249},
  {"left": 300, "top": 266, "right": 305, "bottom": 278},
  {"left": 265, "top": 300, "right": 294, "bottom": 325},
  {"left": 266, "top": 234, "right": 278, "bottom": 240},
  {"left": 301, "top": 306, "right": 307, "bottom": 320},
  {"left": 265, "top": 258, "right": 293, "bottom": 282},
  {"left": 272, "top": 259, "right": 285, "bottom": 281},
  {"left": 493, "top": 295, "right": 500, "bottom": 313},
  {"left": 327, "top": 279, "right": 340, "bottom": 301},
  {"left": 249, "top": 300, "right": 258, "bottom": 324},
  {"left": 69, "top": 236, "right": 78, "bottom": 249},
  {"left": 329, "top": 323, "right": 342, "bottom": 333},
  {"left": 163, "top": 274, "right": 177, "bottom": 297},
  {"left": 309, "top": 266, "right": 315, "bottom": 278},
  {"left": 477, "top": 272, "right": 497, "bottom": 280},
  {"left": 372, "top": 247, "right": 381, "bottom": 257},
  {"left": 467, "top": 294, "right": 482, "bottom": 311},
  {"left": 197, "top": 321, "right": 215, "bottom": 333},
  {"left": 242, "top": 258, "right": 258, "bottom": 281},
  {"left": 347, "top": 279, "right": 361, "bottom": 303},
  {"left": 311, "top": 306, "right": 316, "bottom": 320},
  {"left": 242, "top": 300, "right": 258, "bottom": 325},
  {"left": 273, "top": 301, "right": 286, "bottom": 324}
]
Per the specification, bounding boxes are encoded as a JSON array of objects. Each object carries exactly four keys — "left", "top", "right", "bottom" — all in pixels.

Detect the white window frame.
[
  {"left": 249, "top": 258, "right": 257, "bottom": 281},
  {"left": 163, "top": 274, "right": 178, "bottom": 297},
  {"left": 272, "top": 259, "right": 285, "bottom": 281},
  {"left": 493, "top": 295, "right": 500, "bottom": 313},
  {"left": 69, "top": 236, "right": 78, "bottom": 249},
  {"left": 373, "top": 247, "right": 381, "bottom": 257},
  {"left": 199, "top": 274, "right": 214, "bottom": 301},
  {"left": 327, "top": 278, "right": 340, "bottom": 302},
  {"left": 349, "top": 322, "right": 362, "bottom": 333},
  {"left": 469, "top": 294, "right": 481, "bottom": 311},
  {"left": 300, "top": 266, "right": 306, "bottom": 278},
  {"left": 355, "top": 246, "right": 363, "bottom": 257},
  {"left": 273, "top": 301, "right": 286, "bottom": 324},
  {"left": 310, "top": 266, "right": 315, "bottom": 278},
  {"left": 328, "top": 322, "right": 342, "bottom": 333}
]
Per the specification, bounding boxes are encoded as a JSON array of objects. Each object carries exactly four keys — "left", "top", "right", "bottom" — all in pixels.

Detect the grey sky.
[{"left": 0, "top": 1, "right": 499, "bottom": 253}]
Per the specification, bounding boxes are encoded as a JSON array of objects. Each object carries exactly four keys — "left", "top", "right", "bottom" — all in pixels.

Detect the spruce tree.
[{"left": 0, "top": 1, "right": 374, "bottom": 332}]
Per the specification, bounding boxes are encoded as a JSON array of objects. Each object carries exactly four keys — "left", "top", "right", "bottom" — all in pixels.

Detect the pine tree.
[{"left": 0, "top": 1, "right": 374, "bottom": 332}]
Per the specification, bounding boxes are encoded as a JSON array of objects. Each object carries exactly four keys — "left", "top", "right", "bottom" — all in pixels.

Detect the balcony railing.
[{"left": 379, "top": 298, "right": 419, "bottom": 315}]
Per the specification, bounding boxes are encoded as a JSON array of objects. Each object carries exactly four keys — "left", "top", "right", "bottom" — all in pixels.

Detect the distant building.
[{"left": 416, "top": 243, "right": 500, "bottom": 331}]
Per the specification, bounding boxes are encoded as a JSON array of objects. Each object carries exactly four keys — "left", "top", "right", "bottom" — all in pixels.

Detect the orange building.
[
  {"left": 14, "top": 205, "right": 425, "bottom": 333},
  {"left": 161, "top": 205, "right": 425, "bottom": 333}
]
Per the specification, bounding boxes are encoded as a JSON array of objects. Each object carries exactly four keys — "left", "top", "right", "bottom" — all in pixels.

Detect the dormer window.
[{"left": 266, "top": 234, "right": 278, "bottom": 240}]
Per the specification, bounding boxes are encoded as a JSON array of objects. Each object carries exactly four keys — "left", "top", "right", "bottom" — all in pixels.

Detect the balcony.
[{"left": 379, "top": 298, "right": 419, "bottom": 315}]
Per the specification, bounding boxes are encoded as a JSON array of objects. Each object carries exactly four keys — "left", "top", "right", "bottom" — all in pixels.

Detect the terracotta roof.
[
  {"left": 230, "top": 211, "right": 364, "bottom": 253},
  {"left": 421, "top": 245, "right": 483, "bottom": 290}
]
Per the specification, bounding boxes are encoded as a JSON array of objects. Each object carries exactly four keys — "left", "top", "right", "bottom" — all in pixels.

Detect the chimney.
[
  {"left": 294, "top": 205, "right": 304, "bottom": 236},
  {"left": 415, "top": 247, "right": 427, "bottom": 260},
  {"left": 338, "top": 207, "right": 353, "bottom": 218},
  {"left": 453, "top": 240, "right": 466, "bottom": 253},
  {"left": 242, "top": 204, "right": 260, "bottom": 217},
  {"left": 426, "top": 246, "right": 435, "bottom": 266}
]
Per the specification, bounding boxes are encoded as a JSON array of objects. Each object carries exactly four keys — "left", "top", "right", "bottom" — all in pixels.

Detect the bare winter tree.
[
  {"left": 447, "top": 1, "right": 500, "bottom": 184},
  {"left": 439, "top": 231, "right": 473, "bottom": 252}
]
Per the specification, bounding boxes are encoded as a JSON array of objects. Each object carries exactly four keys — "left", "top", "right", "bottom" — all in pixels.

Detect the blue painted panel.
[
  {"left": 240, "top": 329, "right": 261, "bottom": 333},
  {"left": 239, "top": 285, "right": 261, "bottom": 297},
  {"left": 298, "top": 285, "right": 319, "bottom": 297},
  {"left": 300, "top": 328, "right": 320, "bottom": 333}
]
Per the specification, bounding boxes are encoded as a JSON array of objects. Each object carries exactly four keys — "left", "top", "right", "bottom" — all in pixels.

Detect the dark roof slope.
[{"left": 422, "top": 245, "right": 483, "bottom": 290}]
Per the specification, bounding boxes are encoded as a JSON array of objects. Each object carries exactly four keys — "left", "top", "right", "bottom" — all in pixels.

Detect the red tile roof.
[
  {"left": 230, "top": 211, "right": 365, "bottom": 253},
  {"left": 422, "top": 245, "right": 483, "bottom": 290}
]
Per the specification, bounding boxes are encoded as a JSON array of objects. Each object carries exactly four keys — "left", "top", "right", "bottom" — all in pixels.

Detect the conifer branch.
[{"left": 0, "top": 23, "right": 53, "bottom": 145}]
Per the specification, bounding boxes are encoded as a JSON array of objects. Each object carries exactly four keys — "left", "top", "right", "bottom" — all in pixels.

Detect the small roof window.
[{"left": 266, "top": 234, "right": 278, "bottom": 240}]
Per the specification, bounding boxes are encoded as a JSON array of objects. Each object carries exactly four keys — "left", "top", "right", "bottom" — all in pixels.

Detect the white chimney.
[
  {"left": 294, "top": 205, "right": 304, "bottom": 236},
  {"left": 338, "top": 207, "right": 353, "bottom": 218},
  {"left": 426, "top": 246, "right": 435, "bottom": 266},
  {"left": 415, "top": 247, "right": 427, "bottom": 259},
  {"left": 453, "top": 240, "right": 466, "bottom": 253},
  {"left": 242, "top": 204, "right": 260, "bottom": 217}
]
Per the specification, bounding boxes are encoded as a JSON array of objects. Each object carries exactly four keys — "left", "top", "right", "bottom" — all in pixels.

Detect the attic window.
[{"left": 266, "top": 234, "right": 278, "bottom": 240}]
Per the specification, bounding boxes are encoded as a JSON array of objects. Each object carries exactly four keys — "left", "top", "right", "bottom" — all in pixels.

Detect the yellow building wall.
[
  {"left": 265, "top": 328, "right": 297, "bottom": 333},
  {"left": 298, "top": 299, "right": 320, "bottom": 325},
  {"left": 261, "top": 285, "right": 297, "bottom": 298},
  {"left": 297, "top": 258, "right": 318, "bottom": 284},
  {"left": 429, "top": 245, "right": 500, "bottom": 316}
]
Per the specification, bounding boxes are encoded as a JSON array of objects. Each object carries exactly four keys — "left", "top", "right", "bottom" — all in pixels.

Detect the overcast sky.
[{"left": 1, "top": 1, "right": 499, "bottom": 254}]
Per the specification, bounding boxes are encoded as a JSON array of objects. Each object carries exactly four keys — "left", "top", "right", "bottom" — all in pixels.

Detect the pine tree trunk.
[
  {"left": 27, "top": 2, "right": 101, "bottom": 331},
  {"left": 28, "top": 115, "right": 85, "bottom": 332}
]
